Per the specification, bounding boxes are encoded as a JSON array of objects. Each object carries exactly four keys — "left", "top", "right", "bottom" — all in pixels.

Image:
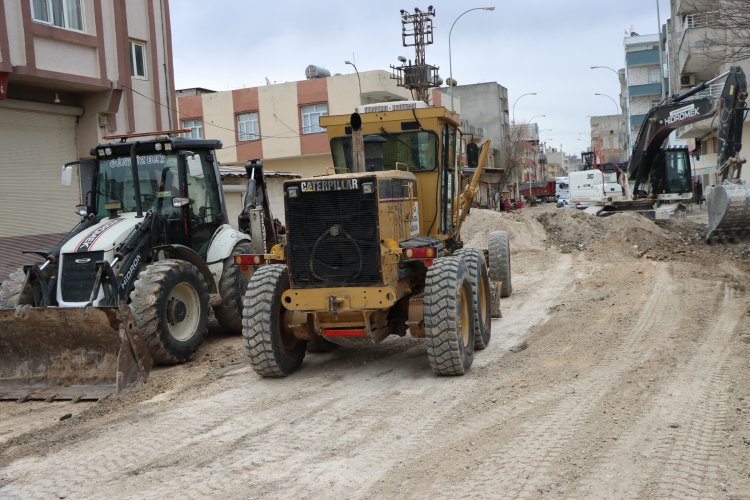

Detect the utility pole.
[{"left": 391, "top": 6, "right": 441, "bottom": 104}]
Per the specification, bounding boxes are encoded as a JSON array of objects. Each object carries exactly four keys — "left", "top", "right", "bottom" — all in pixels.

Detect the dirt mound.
[
  {"left": 461, "top": 208, "right": 547, "bottom": 252},
  {"left": 539, "top": 209, "right": 678, "bottom": 256}
]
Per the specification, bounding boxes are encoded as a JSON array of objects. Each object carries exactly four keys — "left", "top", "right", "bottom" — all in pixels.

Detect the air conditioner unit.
[{"left": 679, "top": 74, "right": 695, "bottom": 87}]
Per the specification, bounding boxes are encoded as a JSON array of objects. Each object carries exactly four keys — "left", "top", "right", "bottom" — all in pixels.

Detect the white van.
[{"left": 569, "top": 170, "right": 625, "bottom": 207}]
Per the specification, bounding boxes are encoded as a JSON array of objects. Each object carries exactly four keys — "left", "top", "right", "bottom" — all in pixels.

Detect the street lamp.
[
  {"left": 528, "top": 114, "right": 546, "bottom": 123},
  {"left": 594, "top": 92, "right": 623, "bottom": 161},
  {"left": 590, "top": 65, "right": 619, "bottom": 77},
  {"left": 512, "top": 92, "right": 537, "bottom": 123},
  {"left": 344, "top": 60, "right": 362, "bottom": 105},
  {"left": 449, "top": 6, "right": 495, "bottom": 111}
]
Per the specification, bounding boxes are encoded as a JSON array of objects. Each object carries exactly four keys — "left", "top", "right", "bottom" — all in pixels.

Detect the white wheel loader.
[{"left": 0, "top": 131, "right": 274, "bottom": 401}]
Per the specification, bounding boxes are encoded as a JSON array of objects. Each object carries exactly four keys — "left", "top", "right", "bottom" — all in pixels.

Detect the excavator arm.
[{"left": 627, "top": 67, "right": 747, "bottom": 198}]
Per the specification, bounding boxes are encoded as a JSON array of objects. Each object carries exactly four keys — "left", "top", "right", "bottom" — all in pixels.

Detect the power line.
[{"left": 122, "top": 84, "right": 306, "bottom": 141}]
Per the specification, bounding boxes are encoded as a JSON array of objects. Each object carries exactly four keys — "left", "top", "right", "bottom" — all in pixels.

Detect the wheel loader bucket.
[
  {"left": 0, "top": 305, "right": 152, "bottom": 401},
  {"left": 706, "top": 181, "right": 750, "bottom": 242}
]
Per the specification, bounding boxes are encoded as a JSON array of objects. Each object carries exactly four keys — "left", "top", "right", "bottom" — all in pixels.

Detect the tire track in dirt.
[
  {"left": 1, "top": 348, "right": 473, "bottom": 498},
  {"left": 373, "top": 262, "right": 691, "bottom": 498},
  {"left": 570, "top": 282, "right": 747, "bottom": 499},
  {"left": 0, "top": 254, "right": 576, "bottom": 498}
]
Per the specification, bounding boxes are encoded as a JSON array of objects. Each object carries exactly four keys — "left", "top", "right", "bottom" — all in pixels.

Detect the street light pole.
[
  {"left": 590, "top": 65, "right": 619, "bottom": 78},
  {"left": 344, "top": 60, "right": 363, "bottom": 106},
  {"left": 594, "top": 92, "right": 623, "bottom": 161},
  {"left": 512, "top": 92, "right": 537, "bottom": 124},
  {"left": 591, "top": 66, "right": 625, "bottom": 159},
  {"left": 449, "top": 6, "right": 495, "bottom": 111}
]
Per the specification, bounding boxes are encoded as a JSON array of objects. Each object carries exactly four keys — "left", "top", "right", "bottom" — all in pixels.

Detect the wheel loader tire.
[
  {"left": 0, "top": 268, "right": 24, "bottom": 308},
  {"left": 242, "top": 264, "right": 306, "bottom": 377},
  {"left": 489, "top": 231, "right": 512, "bottom": 298},
  {"left": 129, "top": 259, "right": 209, "bottom": 365},
  {"left": 455, "top": 248, "right": 492, "bottom": 350},
  {"left": 213, "top": 241, "right": 254, "bottom": 335},
  {"left": 424, "top": 257, "right": 475, "bottom": 376}
]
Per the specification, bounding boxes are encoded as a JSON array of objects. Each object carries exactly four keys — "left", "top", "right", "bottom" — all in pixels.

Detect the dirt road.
[{"left": 2, "top": 205, "right": 750, "bottom": 498}]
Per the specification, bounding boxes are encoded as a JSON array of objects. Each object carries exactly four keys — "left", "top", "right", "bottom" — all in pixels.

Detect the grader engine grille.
[
  {"left": 285, "top": 179, "right": 381, "bottom": 287},
  {"left": 60, "top": 251, "right": 104, "bottom": 302}
]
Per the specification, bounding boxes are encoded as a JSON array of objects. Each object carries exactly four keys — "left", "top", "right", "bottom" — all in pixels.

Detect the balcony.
[
  {"left": 675, "top": 0, "right": 713, "bottom": 16},
  {"left": 677, "top": 12, "right": 725, "bottom": 79},
  {"left": 628, "top": 83, "right": 662, "bottom": 97}
]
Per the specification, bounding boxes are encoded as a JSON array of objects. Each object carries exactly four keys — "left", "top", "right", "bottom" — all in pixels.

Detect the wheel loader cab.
[{"left": 91, "top": 144, "right": 224, "bottom": 258}]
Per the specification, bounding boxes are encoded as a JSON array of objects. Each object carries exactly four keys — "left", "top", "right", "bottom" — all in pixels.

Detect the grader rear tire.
[
  {"left": 242, "top": 265, "right": 306, "bottom": 377},
  {"left": 129, "top": 259, "right": 209, "bottom": 365},
  {"left": 213, "top": 241, "right": 254, "bottom": 334},
  {"left": 0, "top": 268, "right": 25, "bottom": 308},
  {"left": 489, "top": 231, "right": 512, "bottom": 298},
  {"left": 454, "top": 248, "right": 492, "bottom": 350},
  {"left": 424, "top": 257, "right": 475, "bottom": 376}
]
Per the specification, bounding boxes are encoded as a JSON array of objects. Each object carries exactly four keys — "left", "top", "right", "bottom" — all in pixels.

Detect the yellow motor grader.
[{"left": 238, "top": 102, "right": 512, "bottom": 377}]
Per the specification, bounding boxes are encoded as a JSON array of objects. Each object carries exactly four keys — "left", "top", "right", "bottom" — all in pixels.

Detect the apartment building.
[
  {"left": 590, "top": 114, "right": 626, "bottom": 163},
  {"left": 0, "top": 0, "right": 176, "bottom": 278},
  {"left": 623, "top": 31, "right": 665, "bottom": 152},
  {"left": 176, "top": 70, "right": 412, "bottom": 178},
  {"left": 668, "top": 0, "right": 750, "bottom": 186}
]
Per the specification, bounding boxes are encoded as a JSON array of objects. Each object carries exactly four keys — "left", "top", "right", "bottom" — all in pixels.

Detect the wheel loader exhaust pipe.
[{"left": 0, "top": 305, "right": 152, "bottom": 401}]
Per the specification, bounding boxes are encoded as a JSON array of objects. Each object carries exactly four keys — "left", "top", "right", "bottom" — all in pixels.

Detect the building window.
[
  {"left": 182, "top": 119, "right": 203, "bottom": 139},
  {"left": 301, "top": 103, "right": 328, "bottom": 134},
  {"left": 649, "top": 68, "right": 661, "bottom": 84},
  {"left": 237, "top": 112, "right": 260, "bottom": 141},
  {"left": 129, "top": 40, "right": 147, "bottom": 79},
  {"left": 32, "top": 0, "right": 83, "bottom": 31}
]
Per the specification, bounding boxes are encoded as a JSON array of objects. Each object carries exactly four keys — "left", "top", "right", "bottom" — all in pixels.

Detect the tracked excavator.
[
  {"left": 626, "top": 66, "right": 749, "bottom": 240},
  {"left": 575, "top": 66, "right": 749, "bottom": 238},
  {"left": 0, "top": 131, "right": 273, "bottom": 401}
]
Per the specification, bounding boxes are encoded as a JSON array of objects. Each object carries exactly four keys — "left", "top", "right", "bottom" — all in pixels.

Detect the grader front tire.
[
  {"left": 242, "top": 265, "right": 306, "bottom": 377},
  {"left": 424, "top": 257, "right": 475, "bottom": 376},
  {"left": 489, "top": 231, "right": 512, "bottom": 298},
  {"left": 455, "top": 248, "right": 492, "bottom": 350}
]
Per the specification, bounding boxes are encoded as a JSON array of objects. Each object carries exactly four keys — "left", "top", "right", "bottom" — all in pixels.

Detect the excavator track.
[{"left": 705, "top": 181, "right": 750, "bottom": 242}]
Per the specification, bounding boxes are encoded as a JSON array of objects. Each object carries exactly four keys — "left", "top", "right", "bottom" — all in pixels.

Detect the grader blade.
[
  {"left": 706, "top": 181, "right": 750, "bottom": 242},
  {"left": 0, "top": 305, "right": 152, "bottom": 401}
]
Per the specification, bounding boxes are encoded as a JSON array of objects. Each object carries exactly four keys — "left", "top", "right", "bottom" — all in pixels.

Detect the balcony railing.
[{"left": 683, "top": 11, "right": 719, "bottom": 29}]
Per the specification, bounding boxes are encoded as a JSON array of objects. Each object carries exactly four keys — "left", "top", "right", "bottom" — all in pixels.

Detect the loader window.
[
  {"left": 185, "top": 153, "right": 222, "bottom": 257},
  {"left": 95, "top": 154, "right": 179, "bottom": 217},
  {"left": 330, "top": 131, "right": 438, "bottom": 172}
]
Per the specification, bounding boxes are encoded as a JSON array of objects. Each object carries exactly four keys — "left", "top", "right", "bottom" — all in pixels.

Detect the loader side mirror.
[{"left": 61, "top": 165, "right": 73, "bottom": 187}]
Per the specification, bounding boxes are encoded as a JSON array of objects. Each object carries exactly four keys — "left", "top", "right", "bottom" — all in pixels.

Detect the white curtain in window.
[
  {"left": 66, "top": 0, "right": 83, "bottom": 30},
  {"left": 51, "top": 0, "right": 65, "bottom": 27},
  {"left": 32, "top": 0, "right": 49, "bottom": 21}
]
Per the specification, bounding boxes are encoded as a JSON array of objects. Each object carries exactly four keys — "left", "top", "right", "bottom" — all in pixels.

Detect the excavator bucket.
[
  {"left": 706, "top": 181, "right": 750, "bottom": 242},
  {"left": 0, "top": 305, "right": 152, "bottom": 401}
]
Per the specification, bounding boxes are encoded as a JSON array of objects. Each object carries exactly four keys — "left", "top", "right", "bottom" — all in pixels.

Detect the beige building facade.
[{"left": 176, "top": 70, "right": 412, "bottom": 179}]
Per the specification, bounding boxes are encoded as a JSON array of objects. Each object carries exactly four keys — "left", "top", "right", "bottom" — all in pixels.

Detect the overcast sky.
[{"left": 170, "top": 0, "right": 670, "bottom": 156}]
